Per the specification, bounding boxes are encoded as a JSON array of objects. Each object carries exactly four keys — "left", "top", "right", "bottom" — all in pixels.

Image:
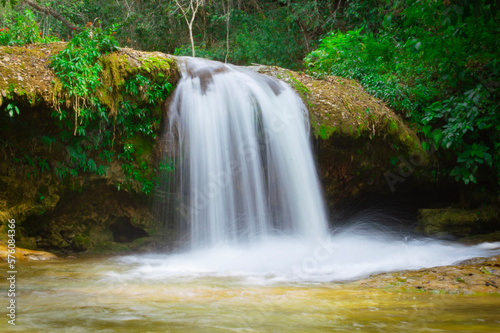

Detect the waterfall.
[
  {"left": 165, "top": 57, "right": 327, "bottom": 248},
  {"left": 140, "top": 57, "right": 500, "bottom": 281}
]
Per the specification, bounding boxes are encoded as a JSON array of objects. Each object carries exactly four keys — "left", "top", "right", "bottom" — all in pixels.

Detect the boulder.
[
  {"left": 0, "top": 43, "right": 178, "bottom": 253},
  {"left": 417, "top": 206, "right": 500, "bottom": 237}
]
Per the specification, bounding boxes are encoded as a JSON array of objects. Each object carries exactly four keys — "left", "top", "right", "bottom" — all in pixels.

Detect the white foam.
[{"left": 109, "top": 232, "right": 500, "bottom": 283}]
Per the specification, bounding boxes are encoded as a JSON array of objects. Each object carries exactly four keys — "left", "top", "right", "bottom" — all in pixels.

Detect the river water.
[{"left": 2, "top": 251, "right": 500, "bottom": 333}]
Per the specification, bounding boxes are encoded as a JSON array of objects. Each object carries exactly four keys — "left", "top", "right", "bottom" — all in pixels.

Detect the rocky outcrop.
[
  {"left": 3, "top": 43, "right": 481, "bottom": 252},
  {"left": 355, "top": 254, "right": 500, "bottom": 294},
  {"left": 0, "top": 242, "right": 59, "bottom": 261},
  {"left": 0, "top": 43, "right": 178, "bottom": 110},
  {"left": 0, "top": 43, "right": 179, "bottom": 253}
]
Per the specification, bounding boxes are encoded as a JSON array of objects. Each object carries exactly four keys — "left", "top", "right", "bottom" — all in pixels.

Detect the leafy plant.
[
  {"left": 48, "top": 24, "right": 173, "bottom": 194},
  {"left": 50, "top": 22, "right": 119, "bottom": 126},
  {"left": 5, "top": 102, "right": 19, "bottom": 117}
]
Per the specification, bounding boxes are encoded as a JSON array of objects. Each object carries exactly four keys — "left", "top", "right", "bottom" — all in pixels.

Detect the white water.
[
  {"left": 168, "top": 57, "right": 327, "bottom": 247},
  {"left": 151, "top": 57, "right": 500, "bottom": 283},
  {"left": 113, "top": 232, "right": 500, "bottom": 283}
]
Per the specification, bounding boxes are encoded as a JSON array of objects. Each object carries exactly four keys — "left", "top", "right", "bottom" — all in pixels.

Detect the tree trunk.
[
  {"left": 225, "top": 0, "right": 231, "bottom": 63},
  {"left": 189, "top": 25, "right": 195, "bottom": 57}
]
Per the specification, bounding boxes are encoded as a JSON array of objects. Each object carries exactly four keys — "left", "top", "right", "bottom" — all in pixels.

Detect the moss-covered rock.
[
  {"left": 0, "top": 43, "right": 179, "bottom": 111},
  {"left": 0, "top": 43, "right": 180, "bottom": 253},
  {"left": 417, "top": 206, "right": 500, "bottom": 237},
  {"left": 355, "top": 253, "right": 500, "bottom": 294},
  {"left": 0, "top": 43, "right": 66, "bottom": 108}
]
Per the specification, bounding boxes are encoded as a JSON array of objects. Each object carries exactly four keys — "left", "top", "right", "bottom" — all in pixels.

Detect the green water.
[{"left": 1, "top": 256, "right": 499, "bottom": 333}]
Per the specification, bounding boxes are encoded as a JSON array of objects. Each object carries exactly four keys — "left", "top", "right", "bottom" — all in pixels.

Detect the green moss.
[
  {"left": 90, "top": 241, "right": 131, "bottom": 253},
  {"left": 287, "top": 71, "right": 310, "bottom": 96},
  {"left": 95, "top": 53, "right": 175, "bottom": 114},
  {"left": 140, "top": 56, "right": 173, "bottom": 74},
  {"left": 72, "top": 233, "right": 92, "bottom": 251},
  {"left": 388, "top": 119, "right": 399, "bottom": 134},
  {"left": 317, "top": 124, "right": 337, "bottom": 140},
  {"left": 417, "top": 206, "right": 500, "bottom": 237},
  {"left": 126, "top": 135, "right": 154, "bottom": 171},
  {"left": 97, "top": 53, "right": 130, "bottom": 112}
]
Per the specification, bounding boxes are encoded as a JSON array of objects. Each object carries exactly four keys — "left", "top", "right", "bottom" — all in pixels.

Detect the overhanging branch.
[{"left": 24, "top": 0, "right": 82, "bottom": 32}]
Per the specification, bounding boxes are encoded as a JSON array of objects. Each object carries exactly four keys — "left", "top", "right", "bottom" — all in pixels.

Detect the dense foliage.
[
  {"left": 305, "top": 0, "right": 500, "bottom": 188},
  {"left": 50, "top": 26, "right": 173, "bottom": 194},
  {"left": 0, "top": 0, "right": 344, "bottom": 69},
  {"left": 0, "top": 8, "right": 57, "bottom": 45}
]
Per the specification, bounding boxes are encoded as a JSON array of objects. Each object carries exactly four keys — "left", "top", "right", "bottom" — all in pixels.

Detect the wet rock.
[
  {"left": 355, "top": 254, "right": 500, "bottom": 294},
  {"left": 0, "top": 243, "right": 59, "bottom": 261}
]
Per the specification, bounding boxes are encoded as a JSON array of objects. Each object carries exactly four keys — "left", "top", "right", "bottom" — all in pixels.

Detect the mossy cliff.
[{"left": 0, "top": 43, "right": 179, "bottom": 254}]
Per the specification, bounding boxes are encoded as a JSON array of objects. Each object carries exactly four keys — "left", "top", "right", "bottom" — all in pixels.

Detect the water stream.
[{"left": 159, "top": 57, "right": 500, "bottom": 281}]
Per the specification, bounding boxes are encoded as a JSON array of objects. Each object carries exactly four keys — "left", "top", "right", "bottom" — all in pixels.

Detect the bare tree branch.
[
  {"left": 24, "top": 0, "right": 81, "bottom": 32},
  {"left": 174, "top": 0, "right": 204, "bottom": 57}
]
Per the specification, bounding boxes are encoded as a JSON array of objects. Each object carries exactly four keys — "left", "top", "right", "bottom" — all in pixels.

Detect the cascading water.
[
  {"left": 140, "top": 57, "right": 500, "bottom": 282},
  {"left": 166, "top": 57, "right": 327, "bottom": 248}
]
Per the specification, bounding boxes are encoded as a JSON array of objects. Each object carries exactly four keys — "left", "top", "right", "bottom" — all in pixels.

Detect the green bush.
[
  {"left": 231, "top": 10, "right": 304, "bottom": 69},
  {"left": 174, "top": 41, "right": 226, "bottom": 61}
]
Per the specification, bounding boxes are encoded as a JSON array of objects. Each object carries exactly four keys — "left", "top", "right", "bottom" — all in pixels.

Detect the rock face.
[
  {"left": 251, "top": 66, "right": 426, "bottom": 205},
  {"left": 2, "top": 44, "right": 476, "bottom": 253}
]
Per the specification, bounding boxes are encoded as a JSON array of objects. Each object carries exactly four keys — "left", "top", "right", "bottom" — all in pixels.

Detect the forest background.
[{"left": 1, "top": 0, "right": 499, "bottom": 192}]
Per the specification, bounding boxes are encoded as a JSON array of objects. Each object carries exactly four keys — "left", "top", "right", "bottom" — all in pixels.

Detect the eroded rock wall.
[{"left": 0, "top": 44, "right": 179, "bottom": 253}]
